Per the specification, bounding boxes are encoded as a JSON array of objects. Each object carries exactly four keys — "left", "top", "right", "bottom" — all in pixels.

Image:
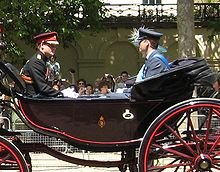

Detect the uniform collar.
[
  {"left": 37, "top": 51, "right": 48, "bottom": 62},
  {"left": 145, "top": 49, "right": 156, "bottom": 60}
]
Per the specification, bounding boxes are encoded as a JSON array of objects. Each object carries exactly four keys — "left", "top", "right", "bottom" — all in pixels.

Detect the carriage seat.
[
  {"left": 0, "top": 59, "right": 214, "bottom": 102},
  {"left": 131, "top": 58, "right": 214, "bottom": 101}
]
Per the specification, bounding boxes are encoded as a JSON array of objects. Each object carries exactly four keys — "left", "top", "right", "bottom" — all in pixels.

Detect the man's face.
[
  {"left": 139, "top": 39, "right": 150, "bottom": 57},
  {"left": 121, "top": 73, "right": 128, "bottom": 82},
  {"left": 41, "top": 42, "right": 57, "bottom": 57},
  {"left": 78, "top": 81, "right": 85, "bottom": 88},
  {"left": 213, "top": 81, "right": 220, "bottom": 91}
]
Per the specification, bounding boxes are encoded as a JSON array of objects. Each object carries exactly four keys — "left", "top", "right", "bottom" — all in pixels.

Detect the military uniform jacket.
[
  {"left": 21, "top": 51, "right": 60, "bottom": 96},
  {"left": 143, "top": 50, "right": 169, "bottom": 79}
]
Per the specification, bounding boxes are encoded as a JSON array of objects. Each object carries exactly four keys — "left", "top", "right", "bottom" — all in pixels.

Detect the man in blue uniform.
[
  {"left": 133, "top": 27, "right": 170, "bottom": 82},
  {"left": 21, "top": 32, "right": 62, "bottom": 97}
]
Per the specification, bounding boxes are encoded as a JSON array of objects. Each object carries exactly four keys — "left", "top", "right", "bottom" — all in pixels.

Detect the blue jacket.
[{"left": 136, "top": 50, "right": 170, "bottom": 82}]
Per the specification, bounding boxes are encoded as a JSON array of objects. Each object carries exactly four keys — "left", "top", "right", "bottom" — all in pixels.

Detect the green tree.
[
  {"left": 205, "top": 1, "right": 220, "bottom": 41},
  {"left": 0, "top": 0, "right": 105, "bottom": 64}
]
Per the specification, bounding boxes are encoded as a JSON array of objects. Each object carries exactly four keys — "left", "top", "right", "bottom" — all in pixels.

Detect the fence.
[
  {"left": 102, "top": 3, "right": 220, "bottom": 24},
  {"left": 17, "top": 130, "right": 79, "bottom": 154}
]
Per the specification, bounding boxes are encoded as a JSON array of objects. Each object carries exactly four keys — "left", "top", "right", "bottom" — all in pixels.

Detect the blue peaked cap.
[
  {"left": 130, "top": 27, "right": 166, "bottom": 53},
  {"left": 138, "top": 28, "right": 163, "bottom": 41}
]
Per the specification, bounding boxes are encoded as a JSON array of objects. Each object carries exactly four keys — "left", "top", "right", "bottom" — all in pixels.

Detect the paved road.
[{"left": 31, "top": 153, "right": 129, "bottom": 172}]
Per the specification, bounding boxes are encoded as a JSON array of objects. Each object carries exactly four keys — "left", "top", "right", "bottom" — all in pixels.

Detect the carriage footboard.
[{"left": 18, "top": 142, "right": 136, "bottom": 168}]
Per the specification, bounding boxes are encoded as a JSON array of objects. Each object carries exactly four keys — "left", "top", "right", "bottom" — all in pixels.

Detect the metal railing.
[
  {"left": 101, "top": 3, "right": 220, "bottom": 25},
  {"left": 17, "top": 130, "right": 80, "bottom": 153}
]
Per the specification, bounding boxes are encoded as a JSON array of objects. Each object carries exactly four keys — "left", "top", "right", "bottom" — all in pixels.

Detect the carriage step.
[{"left": 0, "top": 128, "right": 21, "bottom": 136}]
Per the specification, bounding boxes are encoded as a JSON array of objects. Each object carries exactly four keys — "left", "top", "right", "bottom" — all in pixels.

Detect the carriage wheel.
[
  {"left": 138, "top": 98, "right": 220, "bottom": 172},
  {"left": 0, "top": 136, "right": 29, "bottom": 172}
]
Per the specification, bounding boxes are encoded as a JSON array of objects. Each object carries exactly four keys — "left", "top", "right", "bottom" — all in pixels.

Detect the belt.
[{"left": 21, "top": 74, "right": 33, "bottom": 84}]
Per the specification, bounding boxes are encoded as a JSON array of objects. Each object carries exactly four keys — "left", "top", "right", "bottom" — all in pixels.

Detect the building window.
[{"left": 143, "top": 0, "right": 161, "bottom": 4}]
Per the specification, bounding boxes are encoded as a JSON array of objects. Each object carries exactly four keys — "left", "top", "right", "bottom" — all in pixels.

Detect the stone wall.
[{"left": 19, "top": 27, "right": 220, "bottom": 85}]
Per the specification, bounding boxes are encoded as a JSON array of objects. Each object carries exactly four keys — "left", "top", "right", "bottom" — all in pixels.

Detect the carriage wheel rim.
[
  {"left": 0, "top": 141, "right": 25, "bottom": 172},
  {"left": 142, "top": 102, "right": 220, "bottom": 172}
]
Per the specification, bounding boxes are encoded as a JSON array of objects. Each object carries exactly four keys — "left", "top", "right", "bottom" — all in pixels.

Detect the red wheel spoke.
[
  {"left": 149, "top": 162, "right": 192, "bottom": 171},
  {"left": 153, "top": 144, "right": 193, "bottom": 160},
  {"left": 204, "top": 107, "right": 213, "bottom": 152},
  {"left": 213, "top": 159, "right": 220, "bottom": 163},
  {"left": 213, "top": 108, "right": 220, "bottom": 118},
  {"left": 3, "top": 159, "right": 18, "bottom": 164},
  {"left": 208, "top": 110, "right": 220, "bottom": 154},
  {"left": 0, "top": 154, "right": 19, "bottom": 165},
  {"left": 212, "top": 149, "right": 220, "bottom": 158},
  {"left": 186, "top": 167, "right": 195, "bottom": 172},
  {"left": 212, "top": 164, "right": 220, "bottom": 171},
  {"left": 164, "top": 124, "right": 197, "bottom": 157},
  {"left": 187, "top": 114, "right": 202, "bottom": 154}
]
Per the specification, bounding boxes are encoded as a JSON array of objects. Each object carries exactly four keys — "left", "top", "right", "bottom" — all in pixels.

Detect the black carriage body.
[
  {"left": 18, "top": 96, "right": 178, "bottom": 151},
  {"left": 0, "top": 58, "right": 213, "bottom": 152}
]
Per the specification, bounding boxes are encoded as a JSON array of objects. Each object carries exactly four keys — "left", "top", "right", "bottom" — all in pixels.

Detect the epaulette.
[{"left": 36, "top": 54, "right": 42, "bottom": 60}]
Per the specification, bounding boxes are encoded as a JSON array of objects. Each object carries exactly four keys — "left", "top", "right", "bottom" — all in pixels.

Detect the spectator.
[
  {"left": 77, "top": 78, "right": 86, "bottom": 95},
  {"left": 98, "top": 80, "right": 110, "bottom": 95},
  {"left": 52, "top": 80, "right": 60, "bottom": 91},
  {"left": 115, "top": 71, "right": 129, "bottom": 90},
  {"left": 212, "top": 72, "right": 220, "bottom": 91},
  {"left": 212, "top": 72, "right": 220, "bottom": 98},
  {"left": 85, "top": 84, "right": 94, "bottom": 95},
  {"left": 101, "top": 74, "right": 115, "bottom": 92},
  {"left": 94, "top": 78, "right": 102, "bottom": 93}
]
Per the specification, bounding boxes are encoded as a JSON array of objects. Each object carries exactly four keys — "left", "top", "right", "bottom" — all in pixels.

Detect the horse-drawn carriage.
[{"left": 0, "top": 57, "right": 219, "bottom": 172}]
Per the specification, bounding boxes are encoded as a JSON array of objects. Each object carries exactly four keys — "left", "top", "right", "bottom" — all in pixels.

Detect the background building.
[{"left": 17, "top": 1, "right": 220, "bottom": 85}]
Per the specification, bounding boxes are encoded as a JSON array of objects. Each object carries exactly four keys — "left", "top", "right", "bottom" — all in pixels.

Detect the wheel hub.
[{"left": 194, "top": 154, "right": 212, "bottom": 170}]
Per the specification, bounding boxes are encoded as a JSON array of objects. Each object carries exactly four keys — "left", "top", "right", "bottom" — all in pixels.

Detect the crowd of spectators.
[
  {"left": 45, "top": 52, "right": 130, "bottom": 97},
  {"left": 70, "top": 71, "right": 130, "bottom": 97},
  {"left": 48, "top": 62, "right": 130, "bottom": 97}
]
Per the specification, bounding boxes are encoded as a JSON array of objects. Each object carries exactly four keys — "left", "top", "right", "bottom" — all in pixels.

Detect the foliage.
[
  {"left": 206, "top": 3, "right": 220, "bottom": 40},
  {"left": 0, "top": 0, "right": 105, "bottom": 64},
  {"left": 207, "top": 19, "right": 220, "bottom": 42},
  {"left": 194, "top": 2, "right": 220, "bottom": 42}
]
